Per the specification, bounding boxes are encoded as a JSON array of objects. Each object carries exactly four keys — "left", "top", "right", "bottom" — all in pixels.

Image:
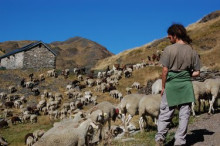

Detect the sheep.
[
  {"left": 66, "top": 84, "right": 73, "bottom": 90},
  {"left": 138, "top": 94, "right": 161, "bottom": 132},
  {"left": 204, "top": 78, "right": 220, "bottom": 114},
  {"left": 22, "top": 114, "right": 31, "bottom": 123},
  {"left": 30, "top": 115, "right": 38, "bottom": 123},
  {"left": 0, "top": 135, "right": 8, "bottom": 146},
  {"left": 192, "top": 79, "right": 220, "bottom": 115},
  {"left": 14, "top": 100, "right": 22, "bottom": 109},
  {"left": 0, "top": 92, "right": 7, "bottom": 100},
  {"left": 34, "top": 118, "right": 99, "bottom": 146},
  {"left": 31, "top": 88, "right": 40, "bottom": 96},
  {"left": 4, "top": 101, "right": 14, "bottom": 108},
  {"left": 77, "top": 75, "right": 83, "bottom": 81},
  {"left": 8, "top": 85, "right": 16, "bottom": 93},
  {"left": 152, "top": 79, "right": 162, "bottom": 94},
  {"left": 3, "top": 109, "right": 13, "bottom": 118},
  {"left": 125, "top": 88, "right": 132, "bottom": 95},
  {"left": 33, "top": 129, "right": 45, "bottom": 142},
  {"left": 25, "top": 81, "right": 34, "bottom": 89},
  {"left": 86, "top": 79, "right": 95, "bottom": 87},
  {"left": 132, "top": 82, "right": 141, "bottom": 89},
  {"left": 39, "top": 74, "right": 45, "bottom": 81},
  {"left": 0, "top": 120, "right": 8, "bottom": 129},
  {"left": 11, "top": 116, "right": 22, "bottom": 125},
  {"left": 118, "top": 94, "right": 146, "bottom": 132},
  {"left": 47, "top": 69, "right": 55, "bottom": 77},
  {"left": 25, "top": 133, "right": 34, "bottom": 146},
  {"left": 91, "top": 96, "right": 98, "bottom": 105},
  {"left": 87, "top": 101, "right": 120, "bottom": 131}
]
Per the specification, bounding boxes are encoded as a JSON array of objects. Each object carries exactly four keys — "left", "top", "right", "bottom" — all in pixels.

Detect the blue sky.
[{"left": 0, "top": 0, "right": 219, "bottom": 54}]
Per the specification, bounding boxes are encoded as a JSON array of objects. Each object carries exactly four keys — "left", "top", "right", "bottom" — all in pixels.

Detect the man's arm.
[{"left": 161, "top": 66, "right": 168, "bottom": 96}]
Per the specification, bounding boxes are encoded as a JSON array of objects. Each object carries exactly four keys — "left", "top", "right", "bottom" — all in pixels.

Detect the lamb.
[
  {"left": 33, "top": 118, "right": 99, "bottom": 146},
  {"left": 152, "top": 79, "right": 162, "bottom": 94},
  {"left": 118, "top": 94, "right": 146, "bottom": 132},
  {"left": 138, "top": 94, "right": 161, "bottom": 132}
]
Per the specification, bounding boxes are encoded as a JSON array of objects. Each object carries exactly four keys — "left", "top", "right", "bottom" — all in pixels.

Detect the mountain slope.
[
  {"left": 49, "top": 37, "right": 113, "bottom": 69},
  {"left": 0, "top": 37, "right": 113, "bottom": 69},
  {"left": 93, "top": 10, "right": 220, "bottom": 71}
]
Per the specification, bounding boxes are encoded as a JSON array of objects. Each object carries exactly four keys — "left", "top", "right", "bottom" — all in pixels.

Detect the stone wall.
[
  {"left": 0, "top": 52, "right": 24, "bottom": 69},
  {"left": 23, "top": 45, "right": 56, "bottom": 69}
]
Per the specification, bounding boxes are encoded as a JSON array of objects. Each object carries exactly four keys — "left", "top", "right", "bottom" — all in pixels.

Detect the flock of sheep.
[{"left": 0, "top": 61, "right": 220, "bottom": 146}]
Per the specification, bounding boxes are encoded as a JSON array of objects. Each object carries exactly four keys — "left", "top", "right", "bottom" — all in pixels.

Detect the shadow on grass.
[{"left": 165, "top": 129, "right": 214, "bottom": 146}]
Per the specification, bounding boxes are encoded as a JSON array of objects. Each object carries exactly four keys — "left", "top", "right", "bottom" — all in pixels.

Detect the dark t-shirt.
[{"left": 159, "top": 43, "right": 200, "bottom": 71}]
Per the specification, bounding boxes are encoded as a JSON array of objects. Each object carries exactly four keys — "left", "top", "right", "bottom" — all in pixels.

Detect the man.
[{"left": 155, "top": 24, "right": 200, "bottom": 146}]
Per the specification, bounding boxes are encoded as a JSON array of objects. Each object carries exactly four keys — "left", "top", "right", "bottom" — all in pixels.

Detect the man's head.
[{"left": 167, "top": 24, "right": 192, "bottom": 44}]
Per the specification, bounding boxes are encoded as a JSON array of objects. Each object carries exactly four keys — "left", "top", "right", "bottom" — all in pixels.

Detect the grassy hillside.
[
  {"left": 93, "top": 11, "right": 220, "bottom": 71},
  {"left": 0, "top": 65, "right": 163, "bottom": 146}
]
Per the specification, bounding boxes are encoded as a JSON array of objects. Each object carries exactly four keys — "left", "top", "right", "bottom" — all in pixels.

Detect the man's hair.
[{"left": 167, "top": 24, "right": 192, "bottom": 44}]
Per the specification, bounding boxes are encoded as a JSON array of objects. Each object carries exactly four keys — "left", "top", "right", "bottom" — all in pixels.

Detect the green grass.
[{"left": 0, "top": 116, "right": 55, "bottom": 146}]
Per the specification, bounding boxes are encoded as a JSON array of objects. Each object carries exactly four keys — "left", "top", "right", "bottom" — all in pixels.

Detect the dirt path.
[{"left": 166, "top": 112, "right": 220, "bottom": 146}]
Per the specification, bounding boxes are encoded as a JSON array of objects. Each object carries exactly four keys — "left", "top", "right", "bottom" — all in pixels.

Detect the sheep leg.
[
  {"left": 154, "top": 117, "right": 158, "bottom": 125},
  {"left": 121, "top": 114, "right": 126, "bottom": 123},
  {"left": 124, "top": 114, "right": 133, "bottom": 132},
  {"left": 208, "top": 95, "right": 216, "bottom": 114},
  {"left": 191, "top": 102, "right": 196, "bottom": 116},
  {"left": 125, "top": 114, "right": 132, "bottom": 126},
  {"left": 139, "top": 117, "right": 145, "bottom": 132}
]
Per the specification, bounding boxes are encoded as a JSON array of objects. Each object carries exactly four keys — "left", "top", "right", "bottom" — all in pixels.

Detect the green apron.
[{"left": 165, "top": 71, "right": 195, "bottom": 107}]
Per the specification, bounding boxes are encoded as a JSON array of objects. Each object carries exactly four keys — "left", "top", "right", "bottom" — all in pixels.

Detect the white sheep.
[
  {"left": 125, "top": 87, "right": 132, "bottom": 94},
  {"left": 192, "top": 78, "right": 220, "bottom": 115},
  {"left": 30, "top": 115, "right": 38, "bottom": 123},
  {"left": 118, "top": 94, "right": 145, "bottom": 132},
  {"left": 204, "top": 78, "right": 220, "bottom": 114},
  {"left": 34, "top": 118, "right": 98, "bottom": 146},
  {"left": 26, "top": 136, "right": 34, "bottom": 146},
  {"left": 138, "top": 94, "right": 161, "bottom": 132},
  {"left": 0, "top": 92, "right": 7, "bottom": 100},
  {"left": 33, "top": 129, "right": 45, "bottom": 142},
  {"left": 131, "top": 82, "right": 141, "bottom": 89},
  {"left": 87, "top": 101, "right": 119, "bottom": 130},
  {"left": 8, "top": 85, "right": 16, "bottom": 93},
  {"left": 152, "top": 79, "right": 162, "bottom": 94}
]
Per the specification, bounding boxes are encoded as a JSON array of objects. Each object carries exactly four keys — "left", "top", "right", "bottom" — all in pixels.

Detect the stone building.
[{"left": 0, "top": 41, "right": 56, "bottom": 69}]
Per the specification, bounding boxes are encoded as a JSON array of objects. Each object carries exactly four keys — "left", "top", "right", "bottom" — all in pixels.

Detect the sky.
[{"left": 0, "top": 0, "right": 219, "bottom": 54}]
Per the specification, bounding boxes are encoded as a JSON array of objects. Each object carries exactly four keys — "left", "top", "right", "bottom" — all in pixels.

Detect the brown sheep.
[
  {"left": 11, "top": 116, "right": 22, "bottom": 125},
  {"left": 0, "top": 120, "right": 8, "bottom": 129}
]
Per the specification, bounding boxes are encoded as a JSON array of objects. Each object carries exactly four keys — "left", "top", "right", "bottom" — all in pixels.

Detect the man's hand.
[
  {"left": 161, "top": 88, "right": 165, "bottom": 96},
  {"left": 161, "top": 66, "right": 168, "bottom": 97}
]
